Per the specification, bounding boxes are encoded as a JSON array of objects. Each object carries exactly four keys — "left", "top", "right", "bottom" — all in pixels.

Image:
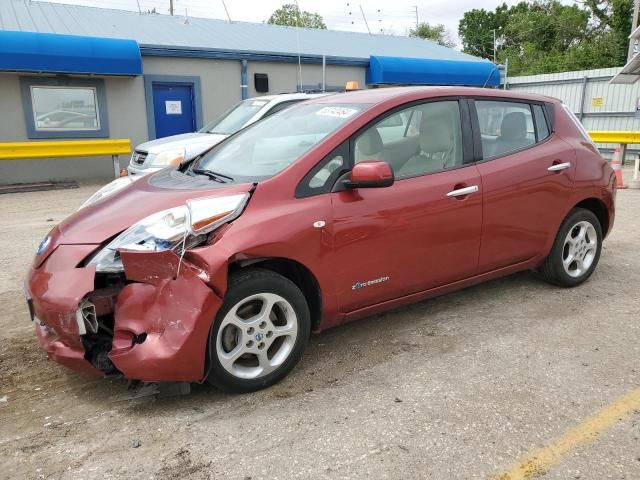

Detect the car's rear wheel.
[
  {"left": 206, "top": 268, "right": 310, "bottom": 393},
  {"left": 539, "top": 208, "right": 602, "bottom": 287}
]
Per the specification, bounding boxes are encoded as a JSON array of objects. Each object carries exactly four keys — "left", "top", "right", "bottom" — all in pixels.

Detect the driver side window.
[{"left": 354, "top": 101, "right": 463, "bottom": 178}]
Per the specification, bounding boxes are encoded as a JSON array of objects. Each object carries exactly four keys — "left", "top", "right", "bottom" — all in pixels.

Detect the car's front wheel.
[
  {"left": 539, "top": 208, "right": 603, "bottom": 287},
  {"left": 206, "top": 268, "right": 310, "bottom": 393}
]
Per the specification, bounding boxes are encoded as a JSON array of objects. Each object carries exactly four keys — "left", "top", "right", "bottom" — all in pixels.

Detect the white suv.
[{"left": 127, "top": 92, "right": 329, "bottom": 176}]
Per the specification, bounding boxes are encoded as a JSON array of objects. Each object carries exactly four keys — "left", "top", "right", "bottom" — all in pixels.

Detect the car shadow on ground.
[
  {"left": 2, "top": 269, "right": 561, "bottom": 424},
  {"left": 115, "top": 269, "right": 559, "bottom": 413}
]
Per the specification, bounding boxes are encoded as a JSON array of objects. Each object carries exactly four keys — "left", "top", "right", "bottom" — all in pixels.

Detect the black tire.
[
  {"left": 205, "top": 268, "right": 310, "bottom": 393},
  {"left": 538, "top": 208, "right": 603, "bottom": 287}
]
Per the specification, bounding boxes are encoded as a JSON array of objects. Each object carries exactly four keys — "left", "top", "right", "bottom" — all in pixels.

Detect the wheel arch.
[
  {"left": 228, "top": 257, "right": 323, "bottom": 332},
  {"left": 538, "top": 195, "right": 610, "bottom": 267},
  {"left": 572, "top": 197, "right": 610, "bottom": 236}
]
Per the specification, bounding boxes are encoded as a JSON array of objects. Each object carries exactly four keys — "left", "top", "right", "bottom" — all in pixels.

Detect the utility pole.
[
  {"left": 493, "top": 29, "right": 497, "bottom": 63},
  {"left": 360, "top": 5, "right": 371, "bottom": 34},
  {"left": 169, "top": 0, "right": 174, "bottom": 16},
  {"left": 628, "top": 0, "right": 640, "bottom": 61},
  {"left": 412, "top": 5, "right": 418, "bottom": 29}
]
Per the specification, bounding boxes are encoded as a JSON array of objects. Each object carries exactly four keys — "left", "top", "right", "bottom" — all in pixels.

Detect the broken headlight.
[{"left": 87, "top": 193, "right": 249, "bottom": 272}]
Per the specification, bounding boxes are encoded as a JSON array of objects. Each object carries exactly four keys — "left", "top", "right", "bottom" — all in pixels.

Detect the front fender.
[{"left": 111, "top": 250, "right": 223, "bottom": 382}]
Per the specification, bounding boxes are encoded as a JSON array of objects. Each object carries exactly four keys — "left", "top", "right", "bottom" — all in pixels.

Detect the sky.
[{"left": 38, "top": 0, "right": 533, "bottom": 46}]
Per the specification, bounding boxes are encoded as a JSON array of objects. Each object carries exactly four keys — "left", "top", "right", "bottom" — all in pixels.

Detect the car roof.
[{"left": 307, "top": 86, "right": 560, "bottom": 105}]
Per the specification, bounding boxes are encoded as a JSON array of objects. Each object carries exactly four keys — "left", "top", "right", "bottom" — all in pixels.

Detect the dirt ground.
[{"left": 1, "top": 180, "right": 639, "bottom": 480}]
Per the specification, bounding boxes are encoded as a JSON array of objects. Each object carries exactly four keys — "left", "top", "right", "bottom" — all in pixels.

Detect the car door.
[
  {"left": 471, "top": 99, "right": 576, "bottom": 273},
  {"left": 327, "top": 100, "right": 483, "bottom": 313}
]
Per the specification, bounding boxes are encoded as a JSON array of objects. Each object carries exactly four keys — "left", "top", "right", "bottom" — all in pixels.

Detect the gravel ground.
[{"left": 0, "top": 180, "right": 638, "bottom": 480}]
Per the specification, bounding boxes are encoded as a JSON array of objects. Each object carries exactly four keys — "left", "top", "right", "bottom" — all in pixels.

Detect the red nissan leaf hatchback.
[{"left": 27, "top": 87, "right": 615, "bottom": 393}]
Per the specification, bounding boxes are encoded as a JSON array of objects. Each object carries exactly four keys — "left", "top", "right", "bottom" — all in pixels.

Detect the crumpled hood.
[
  {"left": 56, "top": 174, "right": 254, "bottom": 245},
  {"left": 136, "top": 132, "right": 228, "bottom": 158}
]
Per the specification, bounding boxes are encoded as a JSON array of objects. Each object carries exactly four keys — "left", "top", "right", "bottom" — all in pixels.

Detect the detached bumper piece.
[{"left": 28, "top": 261, "right": 104, "bottom": 377}]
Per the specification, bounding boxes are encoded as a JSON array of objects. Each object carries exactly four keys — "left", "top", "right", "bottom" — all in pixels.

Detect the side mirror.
[{"left": 344, "top": 160, "right": 394, "bottom": 189}]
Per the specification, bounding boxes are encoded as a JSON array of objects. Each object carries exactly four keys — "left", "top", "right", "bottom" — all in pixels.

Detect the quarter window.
[
  {"left": 475, "top": 101, "right": 535, "bottom": 159},
  {"left": 307, "top": 154, "right": 345, "bottom": 189},
  {"left": 296, "top": 142, "right": 350, "bottom": 197},
  {"left": 533, "top": 104, "right": 550, "bottom": 141},
  {"left": 354, "top": 101, "right": 463, "bottom": 178}
]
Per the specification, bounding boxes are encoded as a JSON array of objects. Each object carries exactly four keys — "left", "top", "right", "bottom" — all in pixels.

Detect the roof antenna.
[
  {"left": 359, "top": 5, "right": 371, "bottom": 34},
  {"left": 135, "top": 0, "right": 142, "bottom": 14},
  {"left": 221, "top": 0, "right": 232, "bottom": 23}
]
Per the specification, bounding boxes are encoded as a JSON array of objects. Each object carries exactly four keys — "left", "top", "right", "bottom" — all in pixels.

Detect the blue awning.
[
  {"left": 367, "top": 56, "right": 500, "bottom": 87},
  {"left": 0, "top": 31, "right": 142, "bottom": 76}
]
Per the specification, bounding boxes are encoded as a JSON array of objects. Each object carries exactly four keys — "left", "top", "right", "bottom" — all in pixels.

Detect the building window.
[
  {"left": 20, "top": 77, "right": 109, "bottom": 139},
  {"left": 31, "top": 86, "right": 100, "bottom": 132}
]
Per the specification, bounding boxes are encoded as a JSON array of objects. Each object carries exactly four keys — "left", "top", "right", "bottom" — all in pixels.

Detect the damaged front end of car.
[
  {"left": 78, "top": 249, "right": 223, "bottom": 382},
  {"left": 28, "top": 193, "right": 249, "bottom": 383}
]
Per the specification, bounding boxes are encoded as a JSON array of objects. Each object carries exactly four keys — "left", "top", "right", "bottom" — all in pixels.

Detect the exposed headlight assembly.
[{"left": 87, "top": 193, "right": 249, "bottom": 272}]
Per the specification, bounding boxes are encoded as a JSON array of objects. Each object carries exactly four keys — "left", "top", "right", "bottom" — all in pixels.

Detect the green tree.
[
  {"left": 459, "top": 0, "right": 633, "bottom": 76},
  {"left": 267, "top": 4, "right": 327, "bottom": 29},
  {"left": 583, "top": 0, "right": 633, "bottom": 65},
  {"left": 409, "top": 22, "right": 456, "bottom": 48},
  {"left": 458, "top": 3, "right": 510, "bottom": 59}
]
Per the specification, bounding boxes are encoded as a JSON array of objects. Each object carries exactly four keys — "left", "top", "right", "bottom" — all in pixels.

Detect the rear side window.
[
  {"left": 533, "top": 104, "right": 550, "bottom": 141},
  {"left": 475, "top": 100, "right": 535, "bottom": 159}
]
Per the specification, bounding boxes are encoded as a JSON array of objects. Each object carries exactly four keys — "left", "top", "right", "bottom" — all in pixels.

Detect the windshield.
[
  {"left": 192, "top": 103, "right": 364, "bottom": 182},
  {"left": 200, "top": 98, "right": 270, "bottom": 135}
]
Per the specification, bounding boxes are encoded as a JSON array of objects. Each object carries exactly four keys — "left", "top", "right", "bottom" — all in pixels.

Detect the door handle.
[
  {"left": 446, "top": 185, "right": 479, "bottom": 197},
  {"left": 547, "top": 162, "right": 571, "bottom": 172}
]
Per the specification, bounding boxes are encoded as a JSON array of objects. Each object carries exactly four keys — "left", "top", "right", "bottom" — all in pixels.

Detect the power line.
[{"left": 37, "top": 0, "right": 418, "bottom": 36}]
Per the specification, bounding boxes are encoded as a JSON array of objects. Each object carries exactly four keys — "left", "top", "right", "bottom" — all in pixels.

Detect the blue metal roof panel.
[
  {"left": 0, "top": 30, "right": 142, "bottom": 75},
  {"left": 367, "top": 56, "right": 500, "bottom": 87},
  {"left": 0, "top": 0, "right": 487, "bottom": 63}
]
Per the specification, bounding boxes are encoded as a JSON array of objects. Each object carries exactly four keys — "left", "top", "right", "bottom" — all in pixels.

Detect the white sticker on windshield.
[
  {"left": 316, "top": 107, "right": 358, "bottom": 118},
  {"left": 252, "top": 101, "right": 268, "bottom": 107}
]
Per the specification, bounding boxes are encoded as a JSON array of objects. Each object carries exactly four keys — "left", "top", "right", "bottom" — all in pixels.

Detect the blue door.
[{"left": 152, "top": 83, "right": 196, "bottom": 138}]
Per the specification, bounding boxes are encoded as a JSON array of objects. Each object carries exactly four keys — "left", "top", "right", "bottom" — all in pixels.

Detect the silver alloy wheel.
[
  {"left": 216, "top": 293, "right": 298, "bottom": 380},
  {"left": 562, "top": 220, "right": 598, "bottom": 278}
]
